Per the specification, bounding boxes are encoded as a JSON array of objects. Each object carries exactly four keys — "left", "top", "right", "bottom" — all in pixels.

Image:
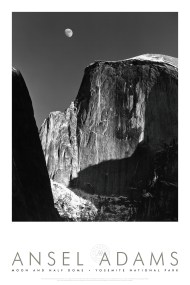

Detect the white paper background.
[{"left": 0, "top": 1, "right": 189, "bottom": 284}]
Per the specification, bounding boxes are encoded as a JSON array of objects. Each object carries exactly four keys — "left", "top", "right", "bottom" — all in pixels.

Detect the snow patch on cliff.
[
  {"left": 87, "top": 54, "right": 178, "bottom": 69},
  {"left": 51, "top": 180, "right": 98, "bottom": 221},
  {"left": 130, "top": 54, "right": 178, "bottom": 68}
]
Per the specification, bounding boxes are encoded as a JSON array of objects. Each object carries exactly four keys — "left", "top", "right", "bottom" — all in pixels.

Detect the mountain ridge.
[{"left": 87, "top": 54, "right": 178, "bottom": 69}]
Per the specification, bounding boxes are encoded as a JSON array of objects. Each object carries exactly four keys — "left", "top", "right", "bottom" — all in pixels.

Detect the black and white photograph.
[
  {"left": 2, "top": 1, "right": 190, "bottom": 284},
  {"left": 12, "top": 12, "right": 178, "bottom": 222}
]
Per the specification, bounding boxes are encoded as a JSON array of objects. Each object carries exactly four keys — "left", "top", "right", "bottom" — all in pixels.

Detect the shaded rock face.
[
  {"left": 12, "top": 68, "right": 59, "bottom": 221},
  {"left": 40, "top": 57, "right": 178, "bottom": 200},
  {"left": 74, "top": 60, "right": 178, "bottom": 196}
]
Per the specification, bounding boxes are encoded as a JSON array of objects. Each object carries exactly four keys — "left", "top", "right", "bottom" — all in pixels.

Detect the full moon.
[{"left": 65, "top": 28, "right": 73, "bottom": 38}]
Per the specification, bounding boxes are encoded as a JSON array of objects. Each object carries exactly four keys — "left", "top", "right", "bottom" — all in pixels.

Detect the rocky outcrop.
[
  {"left": 12, "top": 68, "right": 60, "bottom": 221},
  {"left": 39, "top": 54, "right": 178, "bottom": 214},
  {"left": 51, "top": 180, "right": 98, "bottom": 221},
  {"left": 39, "top": 103, "right": 78, "bottom": 186}
]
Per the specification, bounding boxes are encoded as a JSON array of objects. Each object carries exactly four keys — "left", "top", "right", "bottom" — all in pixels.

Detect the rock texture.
[
  {"left": 39, "top": 54, "right": 178, "bottom": 220},
  {"left": 12, "top": 68, "right": 59, "bottom": 221},
  {"left": 51, "top": 180, "right": 98, "bottom": 221},
  {"left": 39, "top": 103, "right": 78, "bottom": 186}
]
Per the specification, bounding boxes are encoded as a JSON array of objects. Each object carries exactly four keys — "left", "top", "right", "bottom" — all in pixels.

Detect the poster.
[{"left": 1, "top": 1, "right": 189, "bottom": 284}]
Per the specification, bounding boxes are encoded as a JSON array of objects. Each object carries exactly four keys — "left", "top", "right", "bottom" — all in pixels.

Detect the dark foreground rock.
[{"left": 12, "top": 68, "right": 60, "bottom": 221}]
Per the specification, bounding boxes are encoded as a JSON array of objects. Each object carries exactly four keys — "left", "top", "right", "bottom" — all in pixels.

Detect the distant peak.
[{"left": 50, "top": 111, "right": 62, "bottom": 115}]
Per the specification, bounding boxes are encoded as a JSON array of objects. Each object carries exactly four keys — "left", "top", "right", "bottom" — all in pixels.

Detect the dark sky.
[{"left": 12, "top": 12, "right": 178, "bottom": 127}]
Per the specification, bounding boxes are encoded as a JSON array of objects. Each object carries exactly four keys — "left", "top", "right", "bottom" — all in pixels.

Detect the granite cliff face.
[
  {"left": 12, "top": 68, "right": 60, "bottom": 221},
  {"left": 39, "top": 103, "right": 78, "bottom": 186},
  {"left": 39, "top": 55, "right": 178, "bottom": 216}
]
